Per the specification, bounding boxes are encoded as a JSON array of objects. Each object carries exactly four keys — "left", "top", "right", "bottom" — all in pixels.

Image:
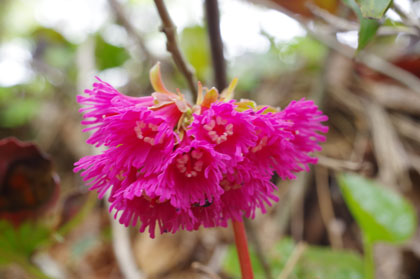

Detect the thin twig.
[
  {"left": 314, "top": 166, "right": 343, "bottom": 249},
  {"left": 249, "top": 0, "right": 420, "bottom": 94},
  {"left": 409, "top": 154, "right": 420, "bottom": 175},
  {"left": 391, "top": 113, "right": 420, "bottom": 144},
  {"left": 392, "top": 3, "right": 420, "bottom": 31},
  {"left": 191, "top": 262, "right": 222, "bottom": 279},
  {"left": 207, "top": 244, "right": 228, "bottom": 274},
  {"left": 306, "top": 27, "right": 420, "bottom": 94},
  {"left": 367, "top": 102, "right": 411, "bottom": 190},
  {"left": 108, "top": 0, "right": 155, "bottom": 62},
  {"left": 205, "top": 0, "right": 227, "bottom": 90},
  {"left": 277, "top": 242, "right": 307, "bottom": 279},
  {"left": 106, "top": 192, "right": 144, "bottom": 279},
  {"left": 308, "top": 3, "right": 417, "bottom": 36},
  {"left": 153, "top": 0, "right": 198, "bottom": 99},
  {"left": 317, "top": 155, "right": 369, "bottom": 172}
]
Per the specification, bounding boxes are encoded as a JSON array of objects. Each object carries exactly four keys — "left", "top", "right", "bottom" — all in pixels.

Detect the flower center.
[
  {"left": 220, "top": 178, "right": 242, "bottom": 191},
  {"left": 134, "top": 121, "right": 159, "bottom": 145},
  {"left": 251, "top": 136, "right": 268, "bottom": 153},
  {"left": 175, "top": 149, "right": 204, "bottom": 178},
  {"left": 203, "top": 116, "right": 233, "bottom": 144}
]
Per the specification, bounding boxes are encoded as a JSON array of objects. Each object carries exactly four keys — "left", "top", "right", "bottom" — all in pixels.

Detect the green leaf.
[
  {"left": 95, "top": 34, "right": 130, "bottom": 70},
  {"left": 223, "top": 238, "right": 364, "bottom": 279},
  {"left": 342, "top": 0, "right": 380, "bottom": 50},
  {"left": 303, "top": 246, "right": 364, "bottom": 279},
  {"left": 337, "top": 173, "right": 417, "bottom": 244},
  {"left": 286, "top": 36, "right": 327, "bottom": 67},
  {"left": 358, "top": 18, "right": 380, "bottom": 51},
  {"left": 180, "top": 25, "right": 211, "bottom": 82},
  {"left": 342, "top": 0, "right": 363, "bottom": 18},
  {"left": 356, "top": 0, "right": 393, "bottom": 19},
  {"left": 0, "top": 99, "right": 39, "bottom": 128},
  {"left": 0, "top": 220, "right": 50, "bottom": 261}
]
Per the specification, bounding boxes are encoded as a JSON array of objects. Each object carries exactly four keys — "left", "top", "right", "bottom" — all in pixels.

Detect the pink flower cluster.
[{"left": 74, "top": 63, "right": 328, "bottom": 237}]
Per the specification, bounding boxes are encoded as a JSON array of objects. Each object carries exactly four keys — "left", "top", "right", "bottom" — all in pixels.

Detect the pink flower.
[
  {"left": 277, "top": 99, "right": 329, "bottom": 170},
  {"left": 241, "top": 99, "right": 328, "bottom": 180},
  {"left": 159, "top": 140, "right": 229, "bottom": 209},
  {"left": 96, "top": 108, "right": 176, "bottom": 176},
  {"left": 188, "top": 169, "right": 278, "bottom": 229},
  {"left": 78, "top": 77, "right": 154, "bottom": 143},
  {"left": 74, "top": 63, "right": 328, "bottom": 238},
  {"left": 189, "top": 102, "right": 257, "bottom": 163},
  {"left": 109, "top": 194, "right": 196, "bottom": 238}
]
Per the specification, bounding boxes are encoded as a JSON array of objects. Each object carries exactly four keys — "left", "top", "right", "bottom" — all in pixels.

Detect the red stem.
[{"left": 232, "top": 220, "right": 254, "bottom": 279}]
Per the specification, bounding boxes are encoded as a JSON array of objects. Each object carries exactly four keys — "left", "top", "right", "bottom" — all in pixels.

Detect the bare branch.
[
  {"left": 108, "top": 0, "right": 155, "bottom": 62},
  {"left": 205, "top": 0, "right": 227, "bottom": 91},
  {"left": 317, "top": 155, "right": 370, "bottom": 172},
  {"left": 191, "top": 262, "right": 222, "bottom": 279},
  {"left": 153, "top": 0, "right": 198, "bottom": 100},
  {"left": 309, "top": 3, "right": 417, "bottom": 36},
  {"left": 248, "top": 0, "right": 420, "bottom": 94},
  {"left": 278, "top": 242, "right": 307, "bottom": 279},
  {"left": 307, "top": 27, "right": 420, "bottom": 94}
]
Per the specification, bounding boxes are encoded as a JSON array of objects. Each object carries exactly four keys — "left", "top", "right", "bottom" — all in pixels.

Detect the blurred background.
[{"left": 1, "top": 0, "right": 420, "bottom": 278}]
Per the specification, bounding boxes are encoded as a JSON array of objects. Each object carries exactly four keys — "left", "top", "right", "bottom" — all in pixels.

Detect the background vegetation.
[{"left": 1, "top": 0, "right": 420, "bottom": 278}]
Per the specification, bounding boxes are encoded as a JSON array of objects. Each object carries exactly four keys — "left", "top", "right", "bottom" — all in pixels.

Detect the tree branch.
[
  {"left": 108, "top": 0, "right": 155, "bottom": 62},
  {"left": 153, "top": 0, "right": 198, "bottom": 100},
  {"left": 249, "top": 0, "right": 420, "bottom": 94},
  {"left": 205, "top": 0, "right": 227, "bottom": 90}
]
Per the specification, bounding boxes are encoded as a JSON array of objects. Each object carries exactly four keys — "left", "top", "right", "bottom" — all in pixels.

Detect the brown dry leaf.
[
  {"left": 251, "top": 0, "right": 338, "bottom": 18},
  {"left": 134, "top": 230, "right": 199, "bottom": 277},
  {"left": 367, "top": 102, "right": 410, "bottom": 189}
]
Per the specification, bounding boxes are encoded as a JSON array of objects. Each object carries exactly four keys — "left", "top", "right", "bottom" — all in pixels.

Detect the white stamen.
[
  {"left": 194, "top": 161, "right": 204, "bottom": 172},
  {"left": 177, "top": 164, "right": 187, "bottom": 173},
  {"left": 135, "top": 127, "right": 143, "bottom": 139},
  {"left": 185, "top": 170, "right": 197, "bottom": 178},
  {"left": 144, "top": 137, "right": 155, "bottom": 145},
  {"left": 251, "top": 136, "right": 268, "bottom": 153},
  {"left": 216, "top": 116, "right": 227, "bottom": 125},
  {"left": 219, "top": 134, "right": 227, "bottom": 142},
  {"left": 191, "top": 150, "right": 203, "bottom": 159},
  {"left": 204, "top": 120, "right": 216, "bottom": 131},
  {"left": 148, "top": 123, "right": 159, "bottom": 131},
  {"left": 137, "top": 121, "right": 146, "bottom": 128},
  {"left": 226, "top": 123, "right": 234, "bottom": 133},
  {"left": 177, "top": 154, "right": 189, "bottom": 164}
]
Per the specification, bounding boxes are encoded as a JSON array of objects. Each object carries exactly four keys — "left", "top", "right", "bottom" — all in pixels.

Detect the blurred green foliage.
[
  {"left": 0, "top": 220, "right": 50, "bottom": 261},
  {"left": 0, "top": 78, "right": 52, "bottom": 128},
  {"left": 180, "top": 25, "right": 211, "bottom": 82},
  {"left": 356, "top": 0, "right": 393, "bottom": 19},
  {"left": 342, "top": 0, "right": 380, "bottom": 51},
  {"left": 232, "top": 35, "right": 327, "bottom": 92},
  {"left": 224, "top": 237, "right": 364, "bottom": 279},
  {"left": 95, "top": 34, "right": 130, "bottom": 71},
  {"left": 338, "top": 173, "right": 417, "bottom": 244}
]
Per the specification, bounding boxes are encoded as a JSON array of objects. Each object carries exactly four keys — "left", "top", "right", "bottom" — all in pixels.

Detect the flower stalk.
[{"left": 232, "top": 220, "right": 254, "bottom": 279}]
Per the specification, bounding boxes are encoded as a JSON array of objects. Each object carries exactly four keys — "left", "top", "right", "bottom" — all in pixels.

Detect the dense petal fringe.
[{"left": 75, "top": 81, "right": 328, "bottom": 237}]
